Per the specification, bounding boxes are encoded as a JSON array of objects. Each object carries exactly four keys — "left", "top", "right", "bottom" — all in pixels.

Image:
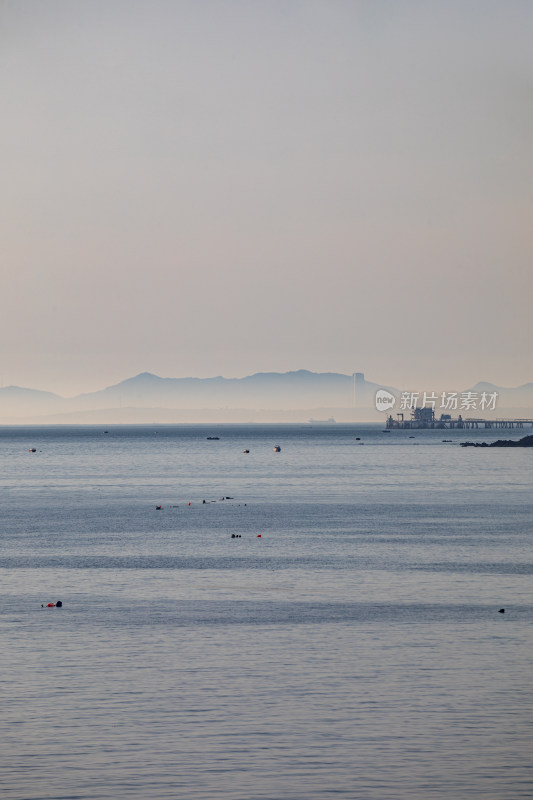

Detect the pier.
[{"left": 386, "top": 410, "right": 533, "bottom": 430}]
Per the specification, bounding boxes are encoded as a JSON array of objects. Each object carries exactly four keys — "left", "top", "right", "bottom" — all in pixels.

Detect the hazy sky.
[{"left": 1, "top": 0, "right": 532, "bottom": 395}]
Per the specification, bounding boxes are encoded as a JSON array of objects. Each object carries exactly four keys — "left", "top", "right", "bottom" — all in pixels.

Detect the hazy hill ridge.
[{"left": 1, "top": 371, "right": 532, "bottom": 423}]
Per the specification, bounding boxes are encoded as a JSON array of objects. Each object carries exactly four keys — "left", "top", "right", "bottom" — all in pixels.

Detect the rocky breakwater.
[{"left": 461, "top": 434, "right": 533, "bottom": 448}]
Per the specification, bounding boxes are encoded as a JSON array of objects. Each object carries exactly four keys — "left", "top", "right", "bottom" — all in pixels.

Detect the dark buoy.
[
  {"left": 156, "top": 505, "right": 162, "bottom": 510},
  {"left": 498, "top": 608, "right": 505, "bottom": 613},
  {"left": 273, "top": 445, "right": 281, "bottom": 452},
  {"left": 56, "top": 600, "right": 62, "bottom": 607},
  {"left": 29, "top": 448, "right": 37, "bottom": 452},
  {"left": 243, "top": 449, "right": 250, "bottom": 453}
]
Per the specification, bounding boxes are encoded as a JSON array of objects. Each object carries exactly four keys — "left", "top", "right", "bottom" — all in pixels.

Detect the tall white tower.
[{"left": 352, "top": 372, "right": 365, "bottom": 406}]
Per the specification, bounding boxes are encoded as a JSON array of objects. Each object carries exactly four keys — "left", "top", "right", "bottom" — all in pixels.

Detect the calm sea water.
[{"left": 1, "top": 424, "right": 532, "bottom": 800}]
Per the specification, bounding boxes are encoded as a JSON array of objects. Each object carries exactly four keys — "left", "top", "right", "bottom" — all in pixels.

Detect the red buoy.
[
  {"left": 257, "top": 534, "right": 262, "bottom": 538},
  {"left": 47, "top": 602, "right": 55, "bottom": 607}
]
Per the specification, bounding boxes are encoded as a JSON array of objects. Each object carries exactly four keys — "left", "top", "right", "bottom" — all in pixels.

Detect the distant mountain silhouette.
[
  {"left": 467, "top": 381, "right": 533, "bottom": 407},
  {"left": 70, "top": 370, "right": 358, "bottom": 411},
  {"left": 0, "top": 386, "right": 66, "bottom": 413},
  {"left": 0, "top": 371, "right": 531, "bottom": 423}
]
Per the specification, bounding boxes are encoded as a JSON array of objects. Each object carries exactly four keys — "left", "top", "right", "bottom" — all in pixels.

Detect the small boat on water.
[
  {"left": 206, "top": 436, "right": 220, "bottom": 440},
  {"left": 273, "top": 445, "right": 281, "bottom": 452}
]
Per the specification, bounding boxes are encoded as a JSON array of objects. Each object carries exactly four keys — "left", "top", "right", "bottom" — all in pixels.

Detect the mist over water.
[{"left": 1, "top": 424, "right": 532, "bottom": 799}]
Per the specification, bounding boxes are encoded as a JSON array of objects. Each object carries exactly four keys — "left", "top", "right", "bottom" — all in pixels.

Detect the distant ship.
[{"left": 308, "top": 417, "right": 336, "bottom": 424}]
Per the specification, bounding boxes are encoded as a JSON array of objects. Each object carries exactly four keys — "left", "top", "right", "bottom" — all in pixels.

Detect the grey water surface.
[{"left": 1, "top": 424, "right": 532, "bottom": 799}]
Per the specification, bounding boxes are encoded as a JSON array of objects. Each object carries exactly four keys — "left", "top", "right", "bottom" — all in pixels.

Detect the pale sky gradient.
[{"left": 1, "top": 0, "right": 532, "bottom": 396}]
